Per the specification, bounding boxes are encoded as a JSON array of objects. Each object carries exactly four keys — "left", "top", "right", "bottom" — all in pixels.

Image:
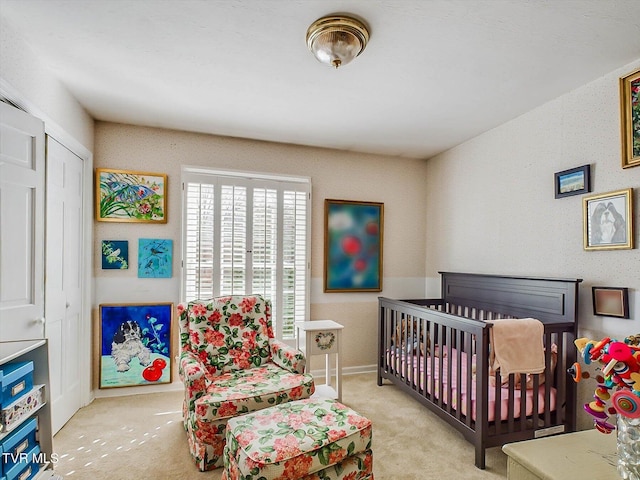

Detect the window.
[{"left": 182, "top": 167, "right": 310, "bottom": 340}]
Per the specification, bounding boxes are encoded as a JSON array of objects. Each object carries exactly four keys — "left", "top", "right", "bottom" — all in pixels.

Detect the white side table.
[{"left": 295, "top": 320, "right": 344, "bottom": 401}]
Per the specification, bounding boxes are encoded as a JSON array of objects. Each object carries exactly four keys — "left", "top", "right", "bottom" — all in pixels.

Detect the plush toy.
[{"left": 569, "top": 334, "right": 640, "bottom": 433}]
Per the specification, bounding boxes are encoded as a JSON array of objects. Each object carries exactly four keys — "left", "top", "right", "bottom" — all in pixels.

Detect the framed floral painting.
[
  {"left": 620, "top": 67, "right": 640, "bottom": 168},
  {"left": 324, "top": 199, "right": 383, "bottom": 292},
  {"left": 96, "top": 168, "right": 167, "bottom": 223}
]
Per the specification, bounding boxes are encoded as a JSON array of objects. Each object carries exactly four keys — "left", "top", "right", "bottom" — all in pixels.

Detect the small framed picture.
[
  {"left": 592, "top": 287, "right": 630, "bottom": 318},
  {"left": 138, "top": 238, "right": 173, "bottom": 278},
  {"left": 101, "top": 240, "right": 129, "bottom": 269},
  {"left": 554, "top": 165, "right": 590, "bottom": 198},
  {"left": 583, "top": 188, "right": 634, "bottom": 250}
]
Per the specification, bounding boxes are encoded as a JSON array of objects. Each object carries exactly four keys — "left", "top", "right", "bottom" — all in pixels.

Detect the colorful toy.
[{"left": 570, "top": 334, "right": 640, "bottom": 433}]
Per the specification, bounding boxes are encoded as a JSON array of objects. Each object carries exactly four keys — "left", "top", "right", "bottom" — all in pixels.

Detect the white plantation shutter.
[
  {"left": 220, "top": 184, "right": 247, "bottom": 295},
  {"left": 182, "top": 168, "right": 310, "bottom": 340}
]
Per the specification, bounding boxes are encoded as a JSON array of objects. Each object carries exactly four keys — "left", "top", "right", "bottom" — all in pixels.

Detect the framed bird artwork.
[
  {"left": 138, "top": 238, "right": 173, "bottom": 278},
  {"left": 101, "top": 240, "right": 129, "bottom": 269},
  {"left": 96, "top": 168, "right": 167, "bottom": 223}
]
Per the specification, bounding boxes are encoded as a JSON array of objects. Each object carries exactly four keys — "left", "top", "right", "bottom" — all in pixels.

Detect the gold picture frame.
[
  {"left": 583, "top": 188, "right": 634, "bottom": 251},
  {"left": 619, "top": 67, "right": 640, "bottom": 168},
  {"left": 96, "top": 168, "right": 168, "bottom": 223}
]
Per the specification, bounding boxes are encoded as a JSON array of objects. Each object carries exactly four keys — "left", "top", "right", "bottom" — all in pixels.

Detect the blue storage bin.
[
  {"left": 3, "top": 444, "right": 40, "bottom": 480},
  {"left": 0, "top": 362, "right": 34, "bottom": 408},
  {"left": 0, "top": 417, "right": 38, "bottom": 471}
]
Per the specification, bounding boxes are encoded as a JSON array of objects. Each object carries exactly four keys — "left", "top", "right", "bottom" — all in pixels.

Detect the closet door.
[
  {"left": 46, "top": 136, "right": 83, "bottom": 433},
  {"left": 0, "top": 101, "right": 45, "bottom": 341}
]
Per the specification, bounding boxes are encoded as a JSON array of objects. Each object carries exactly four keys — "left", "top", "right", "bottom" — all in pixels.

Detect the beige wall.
[
  {"left": 94, "top": 122, "right": 430, "bottom": 375},
  {"left": 0, "top": 16, "right": 94, "bottom": 150},
  {"left": 425, "top": 59, "right": 640, "bottom": 427}
]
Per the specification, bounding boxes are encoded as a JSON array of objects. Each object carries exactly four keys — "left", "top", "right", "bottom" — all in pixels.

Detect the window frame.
[{"left": 180, "top": 166, "right": 311, "bottom": 341}]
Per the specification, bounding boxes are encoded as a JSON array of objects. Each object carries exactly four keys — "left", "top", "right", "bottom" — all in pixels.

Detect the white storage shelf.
[{"left": 0, "top": 339, "right": 53, "bottom": 479}]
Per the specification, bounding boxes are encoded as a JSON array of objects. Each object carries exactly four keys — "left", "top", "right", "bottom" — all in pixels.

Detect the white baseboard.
[
  {"left": 310, "top": 364, "right": 377, "bottom": 378},
  {"left": 93, "top": 380, "right": 184, "bottom": 399},
  {"left": 91, "top": 365, "right": 378, "bottom": 399}
]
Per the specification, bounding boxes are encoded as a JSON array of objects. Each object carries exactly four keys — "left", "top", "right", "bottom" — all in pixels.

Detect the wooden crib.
[{"left": 378, "top": 272, "right": 582, "bottom": 468}]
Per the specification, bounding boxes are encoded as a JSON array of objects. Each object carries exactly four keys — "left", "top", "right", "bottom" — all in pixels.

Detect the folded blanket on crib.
[{"left": 488, "top": 318, "right": 545, "bottom": 376}]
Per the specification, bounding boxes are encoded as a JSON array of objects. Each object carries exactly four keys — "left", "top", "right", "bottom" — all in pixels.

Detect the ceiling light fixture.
[{"left": 306, "top": 15, "right": 370, "bottom": 69}]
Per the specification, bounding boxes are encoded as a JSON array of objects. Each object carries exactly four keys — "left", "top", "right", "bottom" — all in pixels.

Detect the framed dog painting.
[
  {"left": 99, "top": 303, "right": 173, "bottom": 388},
  {"left": 583, "top": 188, "right": 634, "bottom": 251}
]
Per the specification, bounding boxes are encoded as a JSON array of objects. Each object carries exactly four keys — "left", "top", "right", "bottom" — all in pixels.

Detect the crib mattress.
[{"left": 386, "top": 348, "right": 556, "bottom": 422}]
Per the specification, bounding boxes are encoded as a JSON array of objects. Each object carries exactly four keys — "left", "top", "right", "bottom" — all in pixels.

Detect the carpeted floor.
[{"left": 52, "top": 372, "right": 508, "bottom": 479}]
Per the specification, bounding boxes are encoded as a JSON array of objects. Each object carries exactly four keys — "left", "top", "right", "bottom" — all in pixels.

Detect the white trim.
[
  {"left": 93, "top": 379, "right": 184, "bottom": 398},
  {"left": 309, "top": 364, "right": 377, "bottom": 378},
  {"left": 0, "top": 78, "right": 92, "bottom": 159},
  {"left": 93, "top": 363, "right": 378, "bottom": 398},
  {"left": 183, "top": 164, "right": 311, "bottom": 184}
]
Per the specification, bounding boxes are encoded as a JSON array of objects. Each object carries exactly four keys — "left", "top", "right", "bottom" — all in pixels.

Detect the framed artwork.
[
  {"left": 324, "top": 199, "right": 383, "bottom": 292},
  {"left": 99, "top": 303, "right": 173, "bottom": 388},
  {"left": 583, "top": 188, "right": 634, "bottom": 251},
  {"left": 619, "top": 67, "right": 640, "bottom": 168},
  {"left": 101, "top": 240, "right": 129, "bottom": 269},
  {"left": 592, "top": 287, "right": 630, "bottom": 318},
  {"left": 138, "top": 238, "right": 173, "bottom": 278},
  {"left": 554, "top": 164, "right": 591, "bottom": 198},
  {"left": 96, "top": 168, "right": 167, "bottom": 223}
]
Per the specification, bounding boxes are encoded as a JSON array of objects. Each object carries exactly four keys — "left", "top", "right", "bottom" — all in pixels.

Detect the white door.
[
  {"left": 0, "top": 101, "right": 45, "bottom": 341},
  {"left": 46, "top": 137, "right": 84, "bottom": 433}
]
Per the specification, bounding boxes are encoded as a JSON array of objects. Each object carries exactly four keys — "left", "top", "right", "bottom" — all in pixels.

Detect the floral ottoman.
[{"left": 222, "top": 398, "right": 373, "bottom": 480}]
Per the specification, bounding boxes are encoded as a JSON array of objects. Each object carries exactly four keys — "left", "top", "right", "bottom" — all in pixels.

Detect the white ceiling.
[{"left": 2, "top": 0, "right": 640, "bottom": 159}]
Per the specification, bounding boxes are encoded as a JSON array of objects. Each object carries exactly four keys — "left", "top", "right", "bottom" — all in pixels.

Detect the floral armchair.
[{"left": 177, "top": 295, "right": 315, "bottom": 471}]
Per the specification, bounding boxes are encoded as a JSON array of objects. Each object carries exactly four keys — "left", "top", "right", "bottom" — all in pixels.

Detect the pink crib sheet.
[{"left": 387, "top": 347, "right": 556, "bottom": 422}]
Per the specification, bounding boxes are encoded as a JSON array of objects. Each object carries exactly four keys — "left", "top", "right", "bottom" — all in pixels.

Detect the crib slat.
[
  {"left": 531, "top": 372, "right": 540, "bottom": 429},
  {"left": 464, "top": 332, "right": 473, "bottom": 428},
  {"left": 453, "top": 328, "right": 462, "bottom": 421}
]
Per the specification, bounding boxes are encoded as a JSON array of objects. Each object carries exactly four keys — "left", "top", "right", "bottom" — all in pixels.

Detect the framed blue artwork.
[
  {"left": 324, "top": 199, "right": 384, "bottom": 292},
  {"left": 138, "top": 238, "right": 172, "bottom": 278},
  {"left": 99, "top": 303, "right": 173, "bottom": 388},
  {"left": 101, "top": 240, "right": 129, "bottom": 269}
]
